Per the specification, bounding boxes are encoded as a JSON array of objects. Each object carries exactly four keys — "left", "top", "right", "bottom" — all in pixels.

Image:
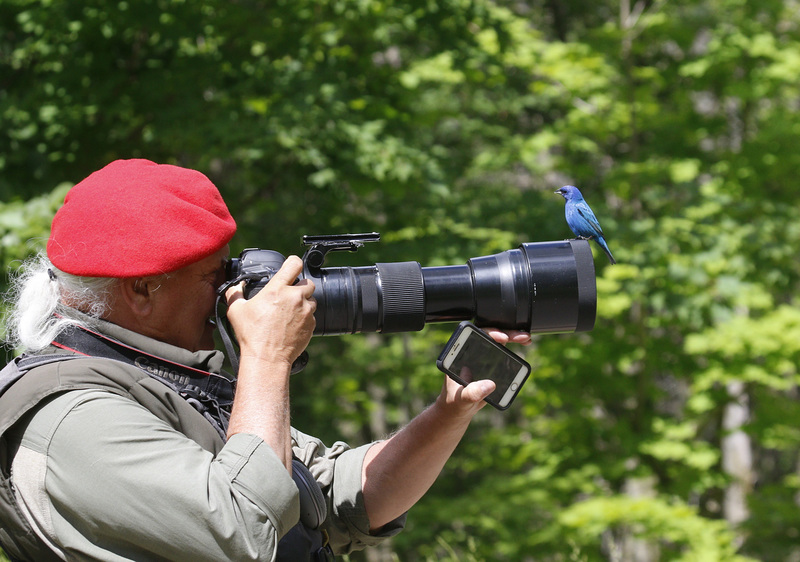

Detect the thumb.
[{"left": 461, "top": 380, "right": 496, "bottom": 403}]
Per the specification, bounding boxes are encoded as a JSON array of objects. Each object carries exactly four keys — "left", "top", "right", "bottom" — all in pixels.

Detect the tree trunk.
[{"left": 722, "top": 380, "right": 753, "bottom": 540}]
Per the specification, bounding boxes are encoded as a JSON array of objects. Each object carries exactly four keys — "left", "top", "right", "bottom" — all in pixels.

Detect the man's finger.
[
  {"left": 484, "top": 328, "right": 532, "bottom": 346},
  {"left": 224, "top": 280, "right": 246, "bottom": 303},
  {"left": 466, "top": 380, "right": 496, "bottom": 402},
  {"left": 269, "top": 255, "right": 304, "bottom": 285},
  {"left": 448, "top": 377, "right": 495, "bottom": 403}
]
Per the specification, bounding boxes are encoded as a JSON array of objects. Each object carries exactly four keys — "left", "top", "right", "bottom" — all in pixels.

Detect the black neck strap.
[
  {"left": 52, "top": 323, "right": 234, "bottom": 439},
  {"left": 52, "top": 324, "right": 227, "bottom": 385}
]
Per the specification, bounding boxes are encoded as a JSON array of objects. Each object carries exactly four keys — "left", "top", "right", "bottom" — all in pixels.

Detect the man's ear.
[{"left": 117, "top": 277, "right": 155, "bottom": 318}]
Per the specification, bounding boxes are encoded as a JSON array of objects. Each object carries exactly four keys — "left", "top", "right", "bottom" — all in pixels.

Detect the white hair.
[{"left": 4, "top": 254, "right": 119, "bottom": 353}]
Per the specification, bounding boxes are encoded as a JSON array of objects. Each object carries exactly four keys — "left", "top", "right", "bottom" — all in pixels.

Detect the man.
[{"left": 0, "top": 159, "right": 530, "bottom": 560}]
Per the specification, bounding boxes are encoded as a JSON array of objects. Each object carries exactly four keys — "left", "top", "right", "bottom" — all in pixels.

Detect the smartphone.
[{"left": 437, "top": 321, "right": 532, "bottom": 410}]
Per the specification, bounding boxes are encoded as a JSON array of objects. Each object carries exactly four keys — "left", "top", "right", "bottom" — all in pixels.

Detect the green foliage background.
[{"left": 3, "top": 0, "right": 800, "bottom": 560}]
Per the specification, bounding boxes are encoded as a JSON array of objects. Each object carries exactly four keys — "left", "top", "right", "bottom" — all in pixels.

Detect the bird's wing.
[{"left": 574, "top": 201, "right": 604, "bottom": 237}]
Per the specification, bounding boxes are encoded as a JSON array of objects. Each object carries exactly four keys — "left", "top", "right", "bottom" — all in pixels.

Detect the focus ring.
[{"left": 376, "top": 262, "right": 425, "bottom": 333}]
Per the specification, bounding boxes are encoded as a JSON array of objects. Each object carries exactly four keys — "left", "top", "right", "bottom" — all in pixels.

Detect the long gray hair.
[{"left": 4, "top": 254, "right": 118, "bottom": 352}]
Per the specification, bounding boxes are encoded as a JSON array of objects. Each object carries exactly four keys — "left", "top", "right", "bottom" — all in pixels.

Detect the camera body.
[{"left": 226, "top": 233, "right": 597, "bottom": 336}]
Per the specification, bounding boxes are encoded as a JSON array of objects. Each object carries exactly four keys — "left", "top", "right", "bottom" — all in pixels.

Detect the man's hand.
[
  {"left": 224, "top": 255, "right": 316, "bottom": 367},
  {"left": 435, "top": 327, "right": 532, "bottom": 419}
]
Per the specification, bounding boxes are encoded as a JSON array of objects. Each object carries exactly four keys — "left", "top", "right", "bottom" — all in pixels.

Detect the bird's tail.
[{"left": 595, "top": 236, "right": 616, "bottom": 265}]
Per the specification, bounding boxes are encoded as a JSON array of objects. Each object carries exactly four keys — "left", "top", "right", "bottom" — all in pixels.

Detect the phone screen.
[{"left": 438, "top": 323, "right": 531, "bottom": 409}]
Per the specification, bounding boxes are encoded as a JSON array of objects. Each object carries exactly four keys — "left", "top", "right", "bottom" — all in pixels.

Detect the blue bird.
[{"left": 555, "top": 185, "right": 616, "bottom": 264}]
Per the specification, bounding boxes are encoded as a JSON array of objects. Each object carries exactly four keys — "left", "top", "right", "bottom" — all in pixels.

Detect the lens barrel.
[{"left": 303, "top": 239, "right": 596, "bottom": 335}]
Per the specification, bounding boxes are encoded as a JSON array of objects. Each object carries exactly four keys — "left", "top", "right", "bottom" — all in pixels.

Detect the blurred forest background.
[{"left": 2, "top": 0, "right": 800, "bottom": 560}]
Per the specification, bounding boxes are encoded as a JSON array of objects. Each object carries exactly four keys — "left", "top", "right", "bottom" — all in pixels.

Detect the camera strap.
[
  {"left": 214, "top": 284, "right": 245, "bottom": 376},
  {"left": 51, "top": 323, "right": 234, "bottom": 440}
]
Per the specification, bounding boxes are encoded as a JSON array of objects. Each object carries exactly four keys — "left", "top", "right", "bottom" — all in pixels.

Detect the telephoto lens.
[{"left": 228, "top": 236, "right": 596, "bottom": 337}]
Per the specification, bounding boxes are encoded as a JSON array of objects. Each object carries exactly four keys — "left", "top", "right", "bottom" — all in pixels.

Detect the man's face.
[{"left": 144, "top": 245, "right": 229, "bottom": 352}]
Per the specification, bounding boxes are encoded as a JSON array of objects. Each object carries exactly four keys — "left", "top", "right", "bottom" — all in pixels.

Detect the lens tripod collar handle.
[{"left": 301, "top": 232, "right": 380, "bottom": 270}]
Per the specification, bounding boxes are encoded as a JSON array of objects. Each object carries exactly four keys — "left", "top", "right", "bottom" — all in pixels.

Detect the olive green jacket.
[{"left": 0, "top": 319, "right": 403, "bottom": 561}]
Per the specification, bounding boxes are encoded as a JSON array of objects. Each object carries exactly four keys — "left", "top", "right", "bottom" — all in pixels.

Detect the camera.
[{"left": 225, "top": 233, "right": 596, "bottom": 336}]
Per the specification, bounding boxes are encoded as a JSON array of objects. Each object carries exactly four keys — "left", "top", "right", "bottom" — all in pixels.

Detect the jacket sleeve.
[
  {"left": 14, "top": 389, "right": 299, "bottom": 561},
  {"left": 291, "top": 428, "right": 407, "bottom": 554}
]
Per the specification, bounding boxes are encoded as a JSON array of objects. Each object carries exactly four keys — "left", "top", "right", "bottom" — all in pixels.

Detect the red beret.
[{"left": 47, "top": 159, "right": 237, "bottom": 277}]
